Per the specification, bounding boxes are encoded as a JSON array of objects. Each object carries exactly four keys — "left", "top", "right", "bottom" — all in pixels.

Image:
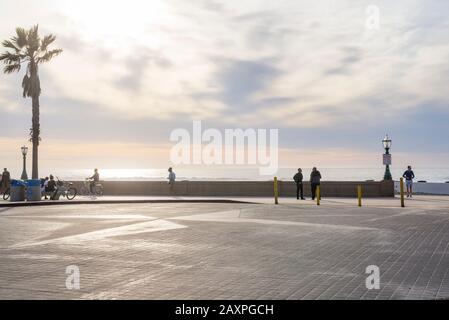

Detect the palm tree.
[{"left": 0, "top": 25, "right": 62, "bottom": 179}]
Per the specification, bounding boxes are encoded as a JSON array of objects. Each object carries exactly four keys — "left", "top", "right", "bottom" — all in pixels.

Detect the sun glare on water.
[{"left": 99, "top": 169, "right": 162, "bottom": 180}]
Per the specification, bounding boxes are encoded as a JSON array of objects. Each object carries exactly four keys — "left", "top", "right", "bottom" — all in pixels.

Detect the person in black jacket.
[
  {"left": 310, "top": 167, "right": 322, "bottom": 201},
  {"left": 45, "top": 175, "right": 57, "bottom": 200},
  {"left": 1, "top": 168, "right": 10, "bottom": 193},
  {"left": 293, "top": 168, "right": 305, "bottom": 200}
]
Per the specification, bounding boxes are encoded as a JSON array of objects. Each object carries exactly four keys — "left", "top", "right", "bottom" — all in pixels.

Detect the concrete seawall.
[
  {"left": 394, "top": 181, "right": 449, "bottom": 195},
  {"left": 72, "top": 180, "right": 394, "bottom": 197}
]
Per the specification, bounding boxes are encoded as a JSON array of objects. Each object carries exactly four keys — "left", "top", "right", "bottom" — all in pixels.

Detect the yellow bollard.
[
  {"left": 274, "top": 177, "right": 279, "bottom": 205},
  {"left": 358, "top": 185, "right": 362, "bottom": 207},
  {"left": 316, "top": 185, "right": 320, "bottom": 206},
  {"left": 400, "top": 177, "right": 405, "bottom": 207}
]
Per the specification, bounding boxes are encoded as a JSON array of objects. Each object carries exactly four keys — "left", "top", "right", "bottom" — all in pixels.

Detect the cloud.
[
  {"left": 1, "top": 0, "right": 449, "bottom": 167},
  {"left": 197, "top": 58, "right": 283, "bottom": 115},
  {"left": 2, "top": 0, "right": 448, "bottom": 128},
  {"left": 115, "top": 48, "right": 172, "bottom": 93}
]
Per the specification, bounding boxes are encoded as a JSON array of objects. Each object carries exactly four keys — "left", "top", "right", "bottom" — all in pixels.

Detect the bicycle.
[
  {"left": 56, "top": 179, "right": 77, "bottom": 200},
  {"left": 80, "top": 179, "right": 104, "bottom": 196}
]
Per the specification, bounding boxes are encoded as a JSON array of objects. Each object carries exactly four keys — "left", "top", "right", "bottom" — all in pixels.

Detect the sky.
[{"left": 1, "top": 0, "right": 449, "bottom": 177}]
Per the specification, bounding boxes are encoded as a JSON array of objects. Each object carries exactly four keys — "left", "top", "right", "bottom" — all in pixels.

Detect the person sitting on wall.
[{"left": 45, "top": 175, "right": 57, "bottom": 200}]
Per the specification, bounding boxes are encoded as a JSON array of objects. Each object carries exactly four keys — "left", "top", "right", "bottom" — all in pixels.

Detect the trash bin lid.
[
  {"left": 11, "top": 179, "right": 26, "bottom": 187},
  {"left": 26, "top": 179, "right": 41, "bottom": 187}
]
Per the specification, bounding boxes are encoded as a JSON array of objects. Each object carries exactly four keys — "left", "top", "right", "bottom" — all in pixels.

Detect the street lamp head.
[
  {"left": 21, "top": 145, "right": 28, "bottom": 156},
  {"left": 382, "top": 134, "right": 392, "bottom": 150}
]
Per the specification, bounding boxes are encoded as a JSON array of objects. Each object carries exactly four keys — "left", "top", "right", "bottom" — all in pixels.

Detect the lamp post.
[
  {"left": 20, "top": 145, "right": 28, "bottom": 180},
  {"left": 382, "top": 135, "right": 392, "bottom": 181}
]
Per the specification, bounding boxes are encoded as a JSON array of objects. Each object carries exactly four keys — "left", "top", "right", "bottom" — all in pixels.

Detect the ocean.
[{"left": 42, "top": 167, "right": 449, "bottom": 183}]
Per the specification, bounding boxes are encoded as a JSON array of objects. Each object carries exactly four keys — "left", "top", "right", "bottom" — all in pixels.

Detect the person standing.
[
  {"left": 293, "top": 168, "right": 305, "bottom": 200},
  {"left": 167, "top": 167, "right": 176, "bottom": 193},
  {"left": 1, "top": 168, "right": 11, "bottom": 193},
  {"left": 41, "top": 176, "right": 49, "bottom": 200},
  {"left": 310, "top": 167, "right": 322, "bottom": 201},
  {"left": 402, "top": 165, "right": 415, "bottom": 198}
]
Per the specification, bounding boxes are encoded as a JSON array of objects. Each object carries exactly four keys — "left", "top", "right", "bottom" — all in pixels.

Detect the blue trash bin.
[
  {"left": 10, "top": 179, "right": 26, "bottom": 202},
  {"left": 26, "top": 179, "right": 42, "bottom": 201}
]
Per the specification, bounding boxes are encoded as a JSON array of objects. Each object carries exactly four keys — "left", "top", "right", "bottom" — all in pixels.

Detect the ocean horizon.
[{"left": 26, "top": 167, "right": 449, "bottom": 183}]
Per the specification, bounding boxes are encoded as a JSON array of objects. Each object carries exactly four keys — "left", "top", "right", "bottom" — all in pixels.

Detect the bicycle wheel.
[
  {"left": 3, "top": 188, "right": 10, "bottom": 200},
  {"left": 80, "top": 186, "right": 88, "bottom": 196},
  {"left": 95, "top": 187, "right": 104, "bottom": 196},
  {"left": 66, "top": 187, "right": 77, "bottom": 200}
]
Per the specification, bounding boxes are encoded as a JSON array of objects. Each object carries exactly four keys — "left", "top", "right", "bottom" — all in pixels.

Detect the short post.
[
  {"left": 400, "top": 177, "right": 405, "bottom": 207},
  {"left": 274, "top": 177, "right": 279, "bottom": 205},
  {"left": 316, "top": 185, "right": 320, "bottom": 206},
  {"left": 358, "top": 185, "right": 362, "bottom": 207}
]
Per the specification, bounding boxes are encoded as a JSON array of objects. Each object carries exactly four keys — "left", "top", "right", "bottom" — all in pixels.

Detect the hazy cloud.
[{"left": 1, "top": 0, "right": 449, "bottom": 167}]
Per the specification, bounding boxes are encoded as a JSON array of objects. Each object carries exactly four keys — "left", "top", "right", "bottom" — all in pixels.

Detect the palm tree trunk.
[
  {"left": 31, "top": 95, "right": 39, "bottom": 179},
  {"left": 29, "top": 59, "right": 40, "bottom": 180}
]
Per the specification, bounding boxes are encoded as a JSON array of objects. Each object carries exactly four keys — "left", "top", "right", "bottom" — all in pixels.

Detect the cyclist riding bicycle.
[
  {"left": 88, "top": 169, "right": 100, "bottom": 193},
  {"left": 1, "top": 168, "right": 10, "bottom": 194}
]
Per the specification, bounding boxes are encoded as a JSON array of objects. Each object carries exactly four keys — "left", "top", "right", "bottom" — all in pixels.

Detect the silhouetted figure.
[
  {"left": 89, "top": 169, "right": 100, "bottom": 193},
  {"left": 41, "top": 177, "right": 49, "bottom": 199},
  {"left": 45, "top": 175, "right": 57, "bottom": 200},
  {"left": 403, "top": 165, "right": 415, "bottom": 198},
  {"left": 1, "top": 168, "right": 10, "bottom": 193},
  {"left": 310, "top": 167, "right": 322, "bottom": 201},
  {"left": 293, "top": 168, "right": 305, "bottom": 200},
  {"left": 167, "top": 167, "right": 176, "bottom": 193}
]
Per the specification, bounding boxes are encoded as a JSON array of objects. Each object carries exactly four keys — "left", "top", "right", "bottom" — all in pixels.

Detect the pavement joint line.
[
  {"left": 0, "top": 199, "right": 258, "bottom": 208},
  {"left": 10, "top": 217, "right": 187, "bottom": 248},
  {"left": 168, "top": 209, "right": 379, "bottom": 231}
]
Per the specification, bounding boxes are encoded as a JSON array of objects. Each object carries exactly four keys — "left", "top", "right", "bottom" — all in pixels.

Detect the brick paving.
[{"left": 0, "top": 196, "right": 448, "bottom": 299}]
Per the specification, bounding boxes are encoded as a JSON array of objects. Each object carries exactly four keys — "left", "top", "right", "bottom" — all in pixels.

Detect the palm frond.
[
  {"left": 0, "top": 51, "right": 21, "bottom": 64},
  {"left": 14, "top": 27, "right": 28, "bottom": 48},
  {"left": 2, "top": 39, "right": 21, "bottom": 53},
  {"left": 21, "top": 71, "right": 41, "bottom": 98},
  {"left": 22, "top": 74, "right": 31, "bottom": 98},
  {"left": 37, "top": 48, "right": 62, "bottom": 63},
  {"left": 3, "top": 63, "right": 21, "bottom": 74},
  {"left": 27, "top": 25, "right": 40, "bottom": 53},
  {"left": 40, "top": 34, "right": 56, "bottom": 51}
]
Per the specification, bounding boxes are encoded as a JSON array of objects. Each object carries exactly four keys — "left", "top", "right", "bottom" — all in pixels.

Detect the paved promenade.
[{"left": 0, "top": 196, "right": 448, "bottom": 299}]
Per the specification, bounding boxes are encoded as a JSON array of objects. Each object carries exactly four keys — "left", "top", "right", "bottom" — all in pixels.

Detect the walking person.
[
  {"left": 403, "top": 165, "right": 415, "bottom": 198},
  {"left": 293, "top": 168, "right": 305, "bottom": 200},
  {"left": 167, "top": 167, "right": 176, "bottom": 193},
  {"left": 310, "top": 167, "right": 322, "bottom": 201},
  {"left": 1, "top": 168, "right": 11, "bottom": 193}
]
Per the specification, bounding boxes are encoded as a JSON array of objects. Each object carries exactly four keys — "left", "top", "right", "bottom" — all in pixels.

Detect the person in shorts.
[{"left": 402, "top": 165, "right": 415, "bottom": 198}]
